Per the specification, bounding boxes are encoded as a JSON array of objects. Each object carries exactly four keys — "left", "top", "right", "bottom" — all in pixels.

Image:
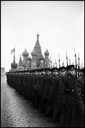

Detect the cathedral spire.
[
  {"left": 37, "top": 34, "right": 39, "bottom": 41},
  {"left": 33, "top": 34, "right": 40, "bottom": 49},
  {"left": 13, "top": 52, "right": 15, "bottom": 63}
]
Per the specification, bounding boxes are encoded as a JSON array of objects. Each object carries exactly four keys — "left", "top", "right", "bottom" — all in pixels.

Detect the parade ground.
[{"left": 1, "top": 75, "right": 58, "bottom": 127}]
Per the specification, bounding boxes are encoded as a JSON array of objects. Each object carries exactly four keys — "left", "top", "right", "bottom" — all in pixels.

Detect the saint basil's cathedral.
[{"left": 11, "top": 34, "right": 50, "bottom": 70}]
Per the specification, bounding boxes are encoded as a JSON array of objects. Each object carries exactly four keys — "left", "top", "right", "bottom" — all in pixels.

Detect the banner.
[{"left": 11, "top": 48, "right": 15, "bottom": 54}]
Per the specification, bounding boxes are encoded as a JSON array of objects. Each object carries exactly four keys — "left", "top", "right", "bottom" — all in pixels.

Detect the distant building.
[{"left": 17, "top": 34, "right": 50, "bottom": 69}]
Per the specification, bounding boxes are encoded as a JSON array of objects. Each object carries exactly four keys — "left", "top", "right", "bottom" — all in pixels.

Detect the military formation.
[{"left": 6, "top": 65, "right": 84, "bottom": 127}]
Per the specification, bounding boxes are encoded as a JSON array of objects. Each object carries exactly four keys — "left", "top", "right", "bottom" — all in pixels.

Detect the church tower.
[
  {"left": 44, "top": 49, "right": 50, "bottom": 68},
  {"left": 22, "top": 49, "right": 29, "bottom": 69},
  {"left": 31, "top": 34, "right": 44, "bottom": 69}
]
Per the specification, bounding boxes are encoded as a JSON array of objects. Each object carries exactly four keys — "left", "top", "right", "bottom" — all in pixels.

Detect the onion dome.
[
  {"left": 44, "top": 49, "right": 49, "bottom": 56},
  {"left": 27, "top": 55, "right": 31, "bottom": 60},
  {"left": 31, "top": 50, "right": 37, "bottom": 56},
  {"left": 33, "top": 34, "right": 42, "bottom": 54},
  {"left": 22, "top": 49, "right": 29, "bottom": 56}
]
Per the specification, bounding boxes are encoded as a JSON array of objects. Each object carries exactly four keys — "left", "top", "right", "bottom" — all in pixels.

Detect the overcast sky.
[{"left": 1, "top": 1, "right": 84, "bottom": 72}]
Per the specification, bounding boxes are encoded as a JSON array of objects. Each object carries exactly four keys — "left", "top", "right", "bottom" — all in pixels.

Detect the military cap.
[
  {"left": 66, "top": 65, "right": 77, "bottom": 77},
  {"left": 39, "top": 68, "right": 45, "bottom": 74},
  {"left": 50, "top": 67, "right": 59, "bottom": 72},
  {"left": 44, "top": 67, "right": 51, "bottom": 75},
  {"left": 59, "top": 66, "right": 66, "bottom": 72},
  {"left": 66, "top": 65, "right": 75, "bottom": 71}
]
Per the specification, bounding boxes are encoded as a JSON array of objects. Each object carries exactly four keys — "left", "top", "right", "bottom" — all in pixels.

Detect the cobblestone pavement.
[{"left": 1, "top": 75, "right": 58, "bottom": 127}]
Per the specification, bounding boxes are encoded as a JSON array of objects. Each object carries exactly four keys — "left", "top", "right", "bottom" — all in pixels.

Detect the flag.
[{"left": 11, "top": 48, "right": 15, "bottom": 54}]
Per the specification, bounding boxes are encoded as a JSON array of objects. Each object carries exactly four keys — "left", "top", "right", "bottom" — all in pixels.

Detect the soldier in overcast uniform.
[
  {"left": 51, "top": 68, "right": 61, "bottom": 123},
  {"left": 63, "top": 65, "right": 77, "bottom": 127},
  {"left": 73, "top": 67, "right": 84, "bottom": 127},
  {"left": 38, "top": 68, "right": 46, "bottom": 112},
  {"left": 58, "top": 66, "right": 67, "bottom": 127},
  {"left": 41, "top": 68, "right": 52, "bottom": 113},
  {"left": 6, "top": 60, "right": 84, "bottom": 127}
]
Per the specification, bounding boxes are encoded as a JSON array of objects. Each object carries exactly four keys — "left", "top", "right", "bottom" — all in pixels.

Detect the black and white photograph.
[{"left": 1, "top": 1, "right": 84, "bottom": 127}]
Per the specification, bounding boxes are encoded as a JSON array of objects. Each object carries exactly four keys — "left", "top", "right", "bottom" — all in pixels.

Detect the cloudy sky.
[{"left": 1, "top": 1, "right": 84, "bottom": 71}]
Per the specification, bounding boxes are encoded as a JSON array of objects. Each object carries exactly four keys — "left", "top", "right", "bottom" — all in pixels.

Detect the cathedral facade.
[{"left": 17, "top": 34, "right": 50, "bottom": 70}]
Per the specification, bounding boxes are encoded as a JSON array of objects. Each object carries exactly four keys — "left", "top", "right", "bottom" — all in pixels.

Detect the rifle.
[
  {"left": 78, "top": 52, "right": 80, "bottom": 77},
  {"left": 66, "top": 51, "right": 68, "bottom": 66},
  {"left": 74, "top": 48, "right": 77, "bottom": 78},
  {"left": 58, "top": 54, "right": 60, "bottom": 68}
]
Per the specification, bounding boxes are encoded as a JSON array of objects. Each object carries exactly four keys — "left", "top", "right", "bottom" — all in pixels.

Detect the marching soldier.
[
  {"left": 46, "top": 67, "right": 60, "bottom": 120},
  {"left": 38, "top": 68, "right": 46, "bottom": 112},
  {"left": 44, "top": 68, "right": 56, "bottom": 116},
  {"left": 65, "top": 65, "right": 79, "bottom": 127},
  {"left": 33, "top": 69, "right": 40, "bottom": 107},
  {"left": 6, "top": 60, "right": 84, "bottom": 127},
  {"left": 41, "top": 68, "right": 52, "bottom": 113},
  {"left": 58, "top": 66, "right": 67, "bottom": 127},
  {"left": 73, "top": 67, "right": 84, "bottom": 127}
]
